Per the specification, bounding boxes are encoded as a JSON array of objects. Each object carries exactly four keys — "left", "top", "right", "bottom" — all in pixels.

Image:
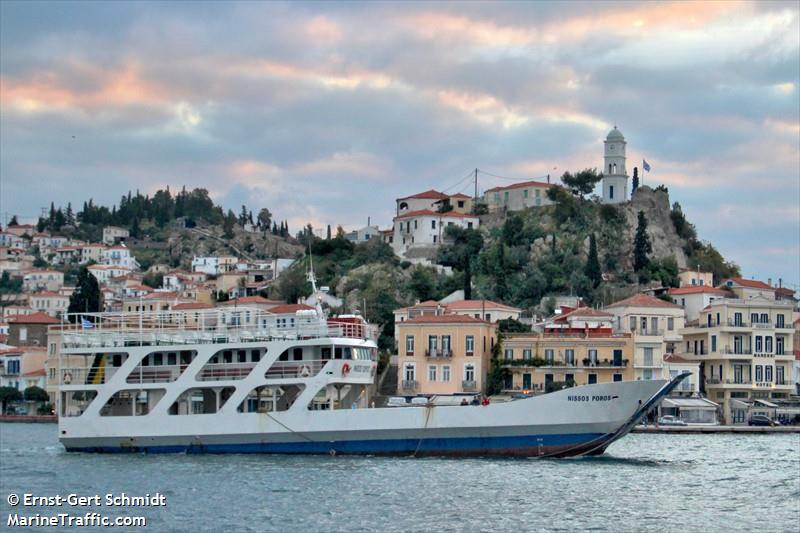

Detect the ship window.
[
  {"left": 101, "top": 389, "right": 166, "bottom": 417},
  {"left": 238, "top": 385, "right": 305, "bottom": 413},
  {"left": 343, "top": 347, "right": 352, "bottom": 360},
  {"left": 167, "top": 353, "right": 177, "bottom": 366},
  {"left": 153, "top": 353, "right": 163, "bottom": 366},
  {"left": 60, "top": 390, "right": 98, "bottom": 417},
  {"left": 237, "top": 350, "right": 247, "bottom": 363},
  {"left": 251, "top": 350, "right": 261, "bottom": 362},
  {"left": 223, "top": 351, "right": 233, "bottom": 364},
  {"left": 142, "top": 355, "right": 150, "bottom": 366},
  {"left": 321, "top": 347, "right": 331, "bottom": 360},
  {"left": 169, "top": 387, "right": 235, "bottom": 415},
  {"left": 112, "top": 354, "right": 123, "bottom": 367},
  {"left": 279, "top": 350, "right": 289, "bottom": 361},
  {"left": 293, "top": 348, "right": 303, "bottom": 361},
  {"left": 334, "top": 347, "right": 342, "bottom": 359}
]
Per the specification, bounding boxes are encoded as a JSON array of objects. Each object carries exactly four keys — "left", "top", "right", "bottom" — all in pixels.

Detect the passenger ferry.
[{"left": 56, "top": 291, "right": 688, "bottom": 457}]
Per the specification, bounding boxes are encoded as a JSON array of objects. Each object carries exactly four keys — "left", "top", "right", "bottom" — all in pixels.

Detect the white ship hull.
[{"left": 60, "top": 377, "right": 686, "bottom": 457}]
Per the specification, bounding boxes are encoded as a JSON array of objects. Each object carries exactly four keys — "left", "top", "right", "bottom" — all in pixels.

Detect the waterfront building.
[
  {"left": 80, "top": 243, "right": 107, "bottom": 264},
  {"left": 396, "top": 314, "right": 496, "bottom": 395},
  {"left": 393, "top": 299, "right": 521, "bottom": 340},
  {"left": 483, "top": 180, "right": 554, "bottom": 213},
  {"left": 679, "top": 295, "right": 795, "bottom": 424},
  {"left": 344, "top": 225, "right": 380, "bottom": 243},
  {"left": 601, "top": 126, "right": 628, "bottom": 204},
  {"left": 668, "top": 285, "right": 729, "bottom": 321},
  {"left": 605, "top": 293, "right": 686, "bottom": 381},
  {"left": 500, "top": 331, "right": 634, "bottom": 393},
  {"left": 87, "top": 264, "right": 132, "bottom": 283},
  {"left": 101, "top": 245, "right": 139, "bottom": 269}
]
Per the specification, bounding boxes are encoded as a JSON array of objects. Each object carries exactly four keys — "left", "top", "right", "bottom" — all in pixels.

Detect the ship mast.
[{"left": 307, "top": 247, "right": 324, "bottom": 318}]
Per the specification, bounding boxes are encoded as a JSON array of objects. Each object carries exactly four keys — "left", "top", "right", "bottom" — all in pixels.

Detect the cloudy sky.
[{"left": 1, "top": 1, "right": 798, "bottom": 286}]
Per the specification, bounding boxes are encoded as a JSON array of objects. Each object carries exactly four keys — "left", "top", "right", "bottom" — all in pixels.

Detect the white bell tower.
[{"left": 602, "top": 126, "right": 628, "bottom": 204}]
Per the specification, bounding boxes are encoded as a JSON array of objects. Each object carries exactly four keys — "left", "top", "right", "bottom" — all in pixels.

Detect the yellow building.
[
  {"left": 396, "top": 315, "right": 497, "bottom": 395},
  {"left": 500, "top": 332, "right": 635, "bottom": 393},
  {"left": 680, "top": 295, "right": 795, "bottom": 424}
]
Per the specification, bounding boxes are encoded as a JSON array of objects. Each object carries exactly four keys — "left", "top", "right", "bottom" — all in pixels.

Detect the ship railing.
[
  {"left": 60, "top": 366, "right": 120, "bottom": 386},
  {"left": 195, "top": 362, "right": 258, "bottom": 381},
  {"left": 55, "top": 308, "right": 378, "bottom": 349},
  {"left": 264, "top": 359, "right": 327, "bottom": 379}
]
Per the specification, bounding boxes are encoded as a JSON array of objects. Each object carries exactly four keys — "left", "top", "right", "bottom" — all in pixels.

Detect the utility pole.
[{"left": 474, "top": 168, "right": 478, "bottom": 199}]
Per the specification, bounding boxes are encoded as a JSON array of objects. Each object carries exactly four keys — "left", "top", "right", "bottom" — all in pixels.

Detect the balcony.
[
  {"left": 633, "top": 329, "right": 664, "bottom": 337},
  {"left": 462, "top": 380, "right": 477, "bottom": 391},
  {"left": 401, "top": 380, "right": 418, "bottom": 391},
  {"left": 718, "top": 347, "right": 752, "bottom": 356},
  {"left": 426, "top": 348, "right": 452, "bottom": 359}
]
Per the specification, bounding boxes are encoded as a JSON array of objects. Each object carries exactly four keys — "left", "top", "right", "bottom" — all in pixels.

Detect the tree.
[
  {"left": 560, "top": 168, "right": 603, "bottom": 198},
  {"left": 437, "top": 226, "right": 483, "bottom": 300},
  {"left": 223, "top": 210, "right": 237, "bottom": 239},
  {"left": 257, "top": 208, "right": 272, "bottom": 232},
  {"left": 326, "top": 225, "right": 332, "bottom": 240},
  {"left": 632, "top": 167, "right": 640, "bottom": 193},
  {"left": 485, "top": 333, "right": 508, "bottom": 396},
  {"left": 24, "top": 386, "right": 49, "bottom": 403},
  {"left": 276, "top": 265, "right": 311, "bottom": 304},
  {"left": 497, "top": 318, "right": 531, "bottom": 333},
  {"left": 633, "top": 211, "right": 653, "bottom": 272},
  {"left": 585, "top": 233, "right": 602, "bottom": 288},
  {"left": 67, "top": 266, "right": 101, "bottom": 319},
  {"left": 0, "top": 386, "right": 22, "bottom": 413},
  {"left": 407, "top": 266, "right": 437, "bottom": 302},
  {"left": 8, "top": 215, "right": 19, "bottom": 226}
]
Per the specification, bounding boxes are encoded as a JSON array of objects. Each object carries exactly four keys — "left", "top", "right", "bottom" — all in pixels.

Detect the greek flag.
[
  {"left": 642, "top": 159, "right": 651, "bottom": 172},
  {"left": 81, "top": 318, "right": 94, "bottom": 329}
]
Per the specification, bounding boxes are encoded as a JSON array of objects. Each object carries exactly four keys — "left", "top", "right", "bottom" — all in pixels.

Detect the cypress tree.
[
  {"left": 585, "top": 233, "right": 602, "bottom": 288},
  {"left": 68, "top": 267, "right": 101, "bottom": 320},
  {"left": 632, "top": 167, "right": 639, "bottom": 193},
  {"left": 633, "top": 211, "right": 652, "bottom": 272}
]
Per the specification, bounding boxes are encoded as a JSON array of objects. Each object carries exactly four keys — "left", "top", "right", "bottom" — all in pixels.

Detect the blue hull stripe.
[{"left": 65, "top": 432, "right": 610, "bottom": 456}]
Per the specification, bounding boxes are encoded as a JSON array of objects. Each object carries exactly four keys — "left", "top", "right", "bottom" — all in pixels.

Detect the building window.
[
  {"left": 755, "top": 365, "right": 763, "bottom": 382},
  {"left": 442, "top": 365, "right": 451, "bottom": 382},
  {"left": 565, "top": 349, "right": 575, "bottom": 366},
  {"left": 524, "top": 189, "right": 529, "bottom": 198},
  {"left": 414, "top": 220, "right": 418, "bottom": 230},
  {"left": 467, "top": 222, "right": 473, "bottom": 229},
  {"left": 431, "top": 220, "right": 436, "bottom": 229},
  {"left": 760, "top": 313, "right": 768, "bottom": 324},
  {"left": 544, "top": 349, "right": 554, "bottom": 364},
  {"left": 523, "top": 349, "right": 532, "bottom": 361},
  {"left": 715, "top": 313, "right": 720, "bottom": 325},
  {"left": 465, "top": 335, "right": 475, "bottom": 355},
  {"left": 734, "top": 313, "right": 742, "bottom": 326},
  {"left": 428, "top": 365, "right": 437, "bottom": 382},
  {"left": 588, "top": 374, "right": 597, "bottom": 384},
  {"left": 427, "top": 335, "right": 438, "bottom": 355},
  {"left": 667, "top": 318, "right": 674, "bottom": 331},
  {"left": 776, "top": 366, "right": 784, "bottom": 384},
  {"left": 504, "top": 191, "right": 509, "bottom": 203},
  {"left": 629, "top": 316, "right": 636, "bottom": 331},
  {"left": 776, "top": 336, "right": 784, "bottom": 355},
  {"left": 504, "top": 348, "right": 513, "bottom": 361},
  {"left": 442, "top": 335, "right": 451, "bottom": 355},
  {"left": 755, "top": 336, "right": 763, "bottom": 352},
  {"left": 588, "top": 349, "right": 598, "bottom": 365},
  {"left": 765, "top": 336, "right": 772, "bottom": 352},
  {"left": 765, "top": 365, "right": 773, "bottom": 382},
  {"left": 643, "top": 347, "right": 654, "bottom": 366},
  {"left": 750, "top": 313, "right": 758, "bottom": 324},
  {"left": 522, "top": 373, "right": 531, "bottom": 389},
  {"left": 464, "top": 364, "right": 475, "bottom": 382},
  {"left": 405, "top": 335, "right": 414, "bottom": 355},
  {"left": 404, "top": 364, "right": 415, "bottom": 382},
  {"left": 711, "top": 336, "right": 716, "bottom": 353},
  {"left": 613, "top": 373, "right": 622, "bottom": 382},
  {"left": 776, "top": 314, "right": 785, "bottom": 328},
  {"left": 609, "top": 185, "right": 614, "bottom": 199}
]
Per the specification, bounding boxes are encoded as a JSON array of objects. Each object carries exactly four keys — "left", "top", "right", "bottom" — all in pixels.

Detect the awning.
[
  {"left": 754, "top": 399, "right": 778, "bottom": 408},
  {"left": 662, "top": 397, "right": 719, "bottom": 410},
  {"left": 730, "top": 399, "right": 751, "bottom": 410}
]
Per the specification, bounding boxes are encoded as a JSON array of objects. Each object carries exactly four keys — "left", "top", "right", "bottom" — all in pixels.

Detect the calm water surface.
[{"left": 1, "top": 423, "right": 798, "bottom": 532}]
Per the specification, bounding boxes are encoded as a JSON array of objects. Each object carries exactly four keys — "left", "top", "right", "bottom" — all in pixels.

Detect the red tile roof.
[
  {"left": 218, "top": 296, "right": 283, "bottom": 306},
  {"left": 394, "top": 209, "right": 477, "bottom": 220},
  {"left": 23, "top": 368, "right": 46, "bottom": 377},
  {"left": 668, "top": 286, "right": 728, "bottom": 296},
  {"left": 775, "top": 287, "right": 796, "bottom": 297},
  {"left": 404, "top": 314, "right": 491, "bottom": 325},
  {"left": 399, "top": 189, "right": 448, "bottom": 200},
  {"left": 664, "top": 354, "right": 693, "bottom": 364},
  {"left": 445, "top": 299, "right": 521, "bottom": 312},
  {"left": 449, "top": 193, "right": 471, "bottom": 199},
  {"left": 484, "top": 179, "right": 554, "bottom": 194},
  {"left": 171, "top": 302, "right": 214, "bottom": 310},
  {"left": 723, "top": 277, "right": 773, "bottom": 290},
  {"left": 555, "top": 307, "right": 613, "bottom": 321},
  {"left": 606, "top": 293, "right": 682, "bottom": 309},
  {"left": 9, "top": 312, "right": 60, "bottom": 324},
  {"left": 268, "top": 304, "right": 315, "bottom": 314}
]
